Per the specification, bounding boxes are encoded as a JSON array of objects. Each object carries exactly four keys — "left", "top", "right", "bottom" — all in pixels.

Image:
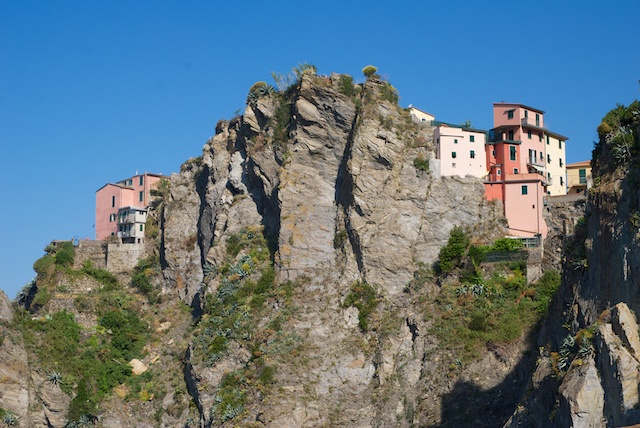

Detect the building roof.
[
  {"left": 95, "top": 182, "right": 134, "bottom": 193},
  {"left": 493, "top": 102, "right": 545, "bottom": 115},
  {"left": 117, "top": 172, "right": 168, "bottom": 184},
  {"left": 118, "top": 206, "right": 148, "bottom": 212},
  {"left": 408, "top": 105, "right": 435, "bottom": 117},
  {"left": 567, "top": 160, "right": 591, "bottom": 168}
]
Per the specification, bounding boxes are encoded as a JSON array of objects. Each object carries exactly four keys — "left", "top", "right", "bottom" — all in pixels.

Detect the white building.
[
  {"left": 434, "top": 124, "right": 487, "bottom": 178},
  {"left": 116, "top": 206, "right": 148, "bottom": 244}
]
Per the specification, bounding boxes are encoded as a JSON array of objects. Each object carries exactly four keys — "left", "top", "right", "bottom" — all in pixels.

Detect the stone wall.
[
  {"left": 72, "top": 240, "right": 107, "bottom": 270},
  {"left": 72, "top": 240, "right": 144, "bottom": 274},
  {"left": 106, "top": 243, "right": 145, "bottom": 273}
]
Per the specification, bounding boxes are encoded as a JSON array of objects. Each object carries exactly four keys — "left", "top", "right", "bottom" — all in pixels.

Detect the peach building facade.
[{"left": 95, "top": 172, "right": 166, "bottom": 240}]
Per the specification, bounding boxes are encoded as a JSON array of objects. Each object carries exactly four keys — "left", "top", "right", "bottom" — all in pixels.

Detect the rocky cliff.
[
  {"left": 10, "top": 69, "right": 635, "bottom": 428},
  {"left": 504, "top": 100, "right": 640, "bottom": 427}
]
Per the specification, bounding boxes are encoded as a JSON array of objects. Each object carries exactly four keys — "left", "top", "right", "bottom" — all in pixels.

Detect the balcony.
[
  {"left": 527, "top": 156, "right": 544, "bottom": 167},
  {"left": 521, "top": 118, "right": 546, "bottom": 129},
  {"left": 117, "top": 212, "right": 147, "bottom": 225}
]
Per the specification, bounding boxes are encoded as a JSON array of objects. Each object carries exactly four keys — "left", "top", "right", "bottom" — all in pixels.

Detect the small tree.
[
  {"left": 362, "top": 65, "right": 378, "bottom": 78},
  {"left": 438, "top": 226, "right": 470, "bottom": 274}
]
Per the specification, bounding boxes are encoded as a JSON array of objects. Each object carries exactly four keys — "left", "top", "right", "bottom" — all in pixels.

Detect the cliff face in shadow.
[{"left": 504, "top": 100, "right": 640, "bottom": 428}]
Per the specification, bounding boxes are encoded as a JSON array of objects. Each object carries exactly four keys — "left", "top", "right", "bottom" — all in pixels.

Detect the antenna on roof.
[{"left": 135, "top": 169, "right": 138, "bottom": 175}]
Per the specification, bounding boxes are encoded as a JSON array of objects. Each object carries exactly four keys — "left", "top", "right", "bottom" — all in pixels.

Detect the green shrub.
[
  {"left": 468, "top": 245, "right": 487, "bottom": 264},
  {"left": 247, "top": 81, "right": 275, "bottom": 103},
  {"left": 131, "top": 254, "right": 160, "bottom": 300},
  {"left": 333, "top": 229, "right": 348, "bottom": 248},
  {"left": 437, "top": 226, "right": 470, "bottom": 274},
  {"left": 82, "top": 261, "right": 119, "bottom": 290},
  {"left": 533, "top": 270, "right": 561, "bottom": 313},
  {"left": 33, "top": 253, "right": 54, "bottom": 275},
  {"left": 379, "top": 82, "right": 399, "bottom": 104},
  {"left": 337, "top": 75, "right": 355, "bottom": 96},
  {"left": 491, "top": 238, "right": 523, "bottom": 252},
  {"left": 210, "top": 371, "right": 247, "bottom": 423},
  {"left": 469, "top": 310, "right": 488, "bottom": 332},
  {"left": 343, "top": 281, "right": 378, "bottom": 331},
  {"left": 54, "top": 242, "right": 74, "bottom": 267},
  {"left": 362, "top": 65, "right": 378, "bottom": 77},
  {"left": 413, "top": 155, "right": 429, "bottom": 172}
]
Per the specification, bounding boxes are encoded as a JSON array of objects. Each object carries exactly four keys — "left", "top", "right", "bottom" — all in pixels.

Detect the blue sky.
[{"left": 1, "top": 1, "right": 639, "bottom": 298}]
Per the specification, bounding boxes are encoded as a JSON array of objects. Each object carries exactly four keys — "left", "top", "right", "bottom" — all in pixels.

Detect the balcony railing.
[
  {"left": 527, "top": 157, "right": 544, "bottom": 167},
  {"left": 521, "top": 118, "right": 545, "bottom": 129},
  {"left": 117, "top": 214, "right": 146, "bottom": 224}
]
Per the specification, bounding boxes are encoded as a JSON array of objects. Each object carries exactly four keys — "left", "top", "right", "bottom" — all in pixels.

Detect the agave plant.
[
  {"left": 3, "top": 412, "right": 17, "bottom": 426},
  {"left": 46, "top": 371, "right": 62, "bottom": 386}
]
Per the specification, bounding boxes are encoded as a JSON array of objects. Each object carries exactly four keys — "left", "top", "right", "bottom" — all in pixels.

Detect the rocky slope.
[
  {"left": 12, "top": 70, "right": 638, "bottom": 428},
  {"left": 504, "top": 100, "right": 640, "bottom": 427}
]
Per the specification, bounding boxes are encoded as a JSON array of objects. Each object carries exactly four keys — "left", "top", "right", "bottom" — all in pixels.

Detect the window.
[
  {"left": 139, "top": 191, "right": 144, "bottom": 202},
  {"left": 492, "top": 150, "right": 496, "bottom": 156},
  {"left": 579, "top": 169, "right": 587, "bottom": 184},
  {"left": 507, "top": 110, "right": 514, "bottom": 119},
  {"left": 470, "top": 150, "right": 475, "bottom": 159},
  {"left": 452, "top": 152, "right": 457, "bottom": 158},
  {"left": 536, "top": 113, "right": 540, "bottom": 126},
  {"left": 539, "top": 133, "right": 543, "bottom": 142},
  {"left": 521, "top": 185, "right": 528, "bottom": 195},
  {"left": 470, "top": 135, "right": 475, "bottom": 142},
  {"left": 497, "top": 169, "right": 501, "bottom": 176},
  {"left": 546, "top": 136, "right": 550, "bottom": 145},
  {"left": 540, "top": 151, "right": 544, "bottom": 162},
  {"left": 514, "top": 168, "right": 519, "bottom": 174},
  {"left": 111, "top": 196, "right": 115, "bottom": 208},
  {"left": 454, "top": 139, "right": 458, "bottom": 144},
  {"left": 524, "top": 110, "right": 528, "bottom": 118},
  {"left": 547, "top": 172, "right": 551, "bottom": 181},
  {"left": 127, "top": 179, "right": 132, "bottom": 186},
  {"left": 547, "top": 154, "right": 551, "bottom": 163},
  {"left": 140, "top": 224, "right": 144, "bottom": 232},
  {"left": 452, "top": 163, "right": 456, "bottom": 168},
  {"left": 509, "top": 146, "right": 516, "bottom": 161},
  {"left": 508, "top": 130, "right": 514, "bottom": 140},
  {"left": 559, "top": 159, "right": 564, "bottom": 167},
  {"left": 559, "top": 140, "right": 563, "bottom": 149},
  {"left": 527, "top": 130, "right": 532, "bottom": 139},
  {"left": 560, "top": 176, "right": 564, "bottom": 186},
  {"left": 139, "top": 176, "right": 144, "bottom": 186}
]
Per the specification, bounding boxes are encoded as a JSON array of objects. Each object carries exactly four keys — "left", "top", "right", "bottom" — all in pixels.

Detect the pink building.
[
  {"left": 484, "top": 103, "right": 568, "bottom": 238},
  {"left": 95, "top": 172, "right": 166, "bottom": 241}
]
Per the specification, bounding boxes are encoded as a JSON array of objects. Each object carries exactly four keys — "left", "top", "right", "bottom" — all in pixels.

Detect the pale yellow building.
[
  {"left": 544, "top": 132, "right": 568, "bottom": 195},
  {"left": 408, "top": 106, "right": 435, "bottom": 124},
  {"left": 566, "top": 160, "right": 591, "bottom": 194}
]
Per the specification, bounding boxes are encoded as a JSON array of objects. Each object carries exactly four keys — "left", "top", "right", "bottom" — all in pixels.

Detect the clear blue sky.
[{"left": 1, "top": 1, "right": 639, "bottom": 298}]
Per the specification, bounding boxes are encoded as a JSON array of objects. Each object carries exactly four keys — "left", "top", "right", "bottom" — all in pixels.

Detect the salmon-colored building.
[
  {"left": 95, "top": 172, "right": 166, "bottom": 241},
  {"left": 484, "top": 103, "right": 567, "bottom": 238}
]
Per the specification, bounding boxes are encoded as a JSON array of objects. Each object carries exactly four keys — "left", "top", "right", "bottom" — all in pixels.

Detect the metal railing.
[{"left": 521, "top": 118, "right": 545, "bottom": 129}]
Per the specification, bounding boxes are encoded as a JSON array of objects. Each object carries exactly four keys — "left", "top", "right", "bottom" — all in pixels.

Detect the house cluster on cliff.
[
  {"left": 95, "top": 172, "right": 167, "bottom": 243},
  {"left": 411, "top": 102, "right": 589, "bottom": 241}
]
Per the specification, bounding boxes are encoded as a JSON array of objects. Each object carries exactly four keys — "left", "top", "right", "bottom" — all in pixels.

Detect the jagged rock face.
[
  {"left": 506, "top": 302, "right": 640, "bottom": 427},
  {"left": 157, "top": 73, "right": 509, "bottom": 426},
  {"left": 162, "top": 73, "right": 505, "bottom": 306},
  {"left": 578, "top": 168, "right": 640, "bottom": 324}
]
